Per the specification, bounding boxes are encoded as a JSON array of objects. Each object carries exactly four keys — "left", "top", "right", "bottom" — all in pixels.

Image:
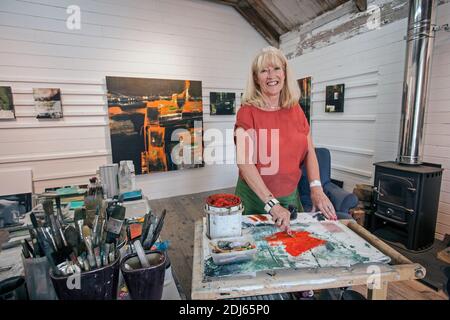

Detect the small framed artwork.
[
  {"left": 33, "top": 88, "right": 63, "bottom": 119},
  {"left": 325, "top": 84, "right": 345, "bottom": 113},
  {"left": 210, "top": 92, "right": 236, "bottom": 115},
  {"left": 0, "top": 86, "right": 15, "bottom": 120},
  {"left": 297, "top": 76, "right": 311, "bottom": 124}
]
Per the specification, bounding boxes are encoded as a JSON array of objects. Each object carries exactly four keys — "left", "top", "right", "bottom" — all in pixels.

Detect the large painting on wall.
[
  {"left": 106, "top": 76, "right": 204, "bottom": 174},
  {"left": 297, "top": 77, "right": 311, "bottom": 124},
  {"left": 210, "top": 92, "right": 236, "bottom": 115},
  {"left": 0, "top": 86, "right": 15, "bottom": 120},
  {"left": 33, "top": 88, "right": 63, "bottom": 119}
]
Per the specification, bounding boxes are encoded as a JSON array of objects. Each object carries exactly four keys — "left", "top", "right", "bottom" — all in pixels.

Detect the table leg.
[{"left": 367, "top": 281, "right": 388, "bottom": 300}]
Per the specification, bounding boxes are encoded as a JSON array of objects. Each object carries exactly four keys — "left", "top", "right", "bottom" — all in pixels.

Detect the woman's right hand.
[{"left": 270, "top": 204, "right": 291, "bottom": 233}]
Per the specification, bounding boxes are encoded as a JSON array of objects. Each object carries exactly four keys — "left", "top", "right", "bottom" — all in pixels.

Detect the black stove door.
[{"left": 375, "top": 173, "right": 416, "bottom": 222}]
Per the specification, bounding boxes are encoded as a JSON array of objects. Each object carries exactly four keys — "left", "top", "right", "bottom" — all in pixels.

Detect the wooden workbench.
[{"left": 191, "top": 218, "right": 426, "bottom": 300}]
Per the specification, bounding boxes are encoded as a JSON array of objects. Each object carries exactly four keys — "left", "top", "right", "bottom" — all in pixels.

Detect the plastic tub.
[{"left": 209, "top": 236, "right": 257, "bottom": 265}]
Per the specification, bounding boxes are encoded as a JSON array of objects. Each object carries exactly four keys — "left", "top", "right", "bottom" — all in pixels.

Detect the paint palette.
[{"left": 209, "top": 236, "right": 257, "bottom": 265}]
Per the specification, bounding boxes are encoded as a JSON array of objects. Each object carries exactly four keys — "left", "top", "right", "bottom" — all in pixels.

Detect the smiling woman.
[{"left": 234, "top": 46, "right": 338, "bottom": 233}]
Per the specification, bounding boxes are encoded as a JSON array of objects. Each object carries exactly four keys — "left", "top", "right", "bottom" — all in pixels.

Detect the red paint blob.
[
  {"left": 206, "top": 194, "right": 241, "bottom": 208},
  {"left": 265, "top": 231, "right": 326, "bottom": 256}
]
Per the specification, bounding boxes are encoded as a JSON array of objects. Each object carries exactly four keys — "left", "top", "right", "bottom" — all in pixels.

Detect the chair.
[{"left": 298, "top": 148, "right": 358, "bottom": 219}]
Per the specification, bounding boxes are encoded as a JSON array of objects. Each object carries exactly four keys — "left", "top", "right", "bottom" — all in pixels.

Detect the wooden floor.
[{"left": 150, "top": 188, "right": 448, "bottom": 300}]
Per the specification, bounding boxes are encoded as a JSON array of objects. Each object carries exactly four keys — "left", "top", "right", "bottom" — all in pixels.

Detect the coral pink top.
[{"left": 234, "top": 104, "right": 310, "bottom": 197}]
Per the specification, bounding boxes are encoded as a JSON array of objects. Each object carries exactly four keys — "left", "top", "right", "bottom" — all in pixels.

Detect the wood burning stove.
[
  {"left": 367, "top": 1, "right": 444, "bottom": 251},
  {"left": 368, "top": 162, "right": 443, "bottom": 250}
]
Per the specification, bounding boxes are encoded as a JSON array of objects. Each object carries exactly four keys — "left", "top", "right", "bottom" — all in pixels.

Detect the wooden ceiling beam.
[
  {"left": 202, "top": 0, "right": 280, "bottom": 47},
  {"left": 354, "top": 0, "right": 368, "bottom": 12}
]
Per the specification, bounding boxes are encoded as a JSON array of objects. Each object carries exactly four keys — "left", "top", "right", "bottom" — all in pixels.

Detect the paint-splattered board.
[
  {"left": 192, "top": 217, "right": 426, "bottom": 300},
  {"left": 202, "top": 214, "right": 390, "bottom": 279}
]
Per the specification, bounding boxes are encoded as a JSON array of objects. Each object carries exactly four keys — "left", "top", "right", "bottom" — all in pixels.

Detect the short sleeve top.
[{"left": 234, "top": 103, "right": 310, "bottom": 197}]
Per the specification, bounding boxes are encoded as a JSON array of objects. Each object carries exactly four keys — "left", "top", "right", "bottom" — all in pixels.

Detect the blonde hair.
[{"left": 242, "top": 46, "right": 300, "bottom": 109}]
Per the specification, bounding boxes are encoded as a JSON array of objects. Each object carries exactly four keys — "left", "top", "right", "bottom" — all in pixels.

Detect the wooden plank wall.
[
  {"left": 0, "top": 0, "right": 269, "bottom": 197},
  {"left": 423, "top": 2, "right": 450, "bottom": 239},
  {"left": 280, "top": 1, "right": 450, "bottom": 239}
]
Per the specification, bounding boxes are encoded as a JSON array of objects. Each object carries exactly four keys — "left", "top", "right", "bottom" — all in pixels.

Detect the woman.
[{"left": 235, "top": 46, "right": 337, "bottom": 232}]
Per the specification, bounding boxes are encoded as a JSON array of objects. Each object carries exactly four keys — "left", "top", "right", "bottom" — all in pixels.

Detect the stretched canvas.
[
  {"left": 210, "top": 92, "right": 236, "bottom": 115},
  {"left": 297, "top": 77, "right": 311, "bottom": 123},
  {"left": 0, "top": 86, "right": 15, "bottom": 120},
  {"left": 325, "top": 84, "right": 345, "bottom": 113},
  {"left": 33, "top": 88, "right": 63, "bottom": 119},
  {"left": 203, "top": 213, "right": 390, "bottom": 279},
  {"left": 106, "top": 76, "right": 204, "bottom": 174}
]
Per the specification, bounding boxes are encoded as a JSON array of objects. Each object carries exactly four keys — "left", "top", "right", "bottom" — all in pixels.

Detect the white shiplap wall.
[
  {"left": 281, "top": 2, "right": 450, "bottom": 239},
  {"left": 0, "top": 0, "right": 268, "bottom": 199},
  {"left": 423, "top": 2, "right": 450, "bottom": 240}
]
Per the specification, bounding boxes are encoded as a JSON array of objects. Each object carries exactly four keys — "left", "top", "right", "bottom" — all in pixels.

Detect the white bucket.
[{"left": 204, "top": 194, "right": 243, "bottom": 239}]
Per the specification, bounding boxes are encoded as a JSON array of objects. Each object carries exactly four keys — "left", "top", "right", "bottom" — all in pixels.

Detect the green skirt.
[{"left": 235, "top": 178, "right": 303, "bottom": 215}]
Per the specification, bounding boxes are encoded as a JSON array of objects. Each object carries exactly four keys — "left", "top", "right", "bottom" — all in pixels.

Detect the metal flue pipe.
[{"left": 397, "top": 0, "right": 437, "bottom": 165}]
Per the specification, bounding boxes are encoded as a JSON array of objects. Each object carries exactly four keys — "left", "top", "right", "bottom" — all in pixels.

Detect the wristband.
[
  {"left": 309, "top": 180, "right": 322, "bottom": 188},
  {"left": 264, "top": 198, "right": 280, "bottom": 214}
]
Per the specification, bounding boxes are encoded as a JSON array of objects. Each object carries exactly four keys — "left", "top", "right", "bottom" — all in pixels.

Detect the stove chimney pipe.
[{"left": 397, "top": 0, "right": 437, "bottom": 165}]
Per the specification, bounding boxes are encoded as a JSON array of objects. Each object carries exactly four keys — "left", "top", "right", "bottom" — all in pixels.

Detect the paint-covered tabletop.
[{"left": 191, "top": 215, "right": 426, "bottom": 300}]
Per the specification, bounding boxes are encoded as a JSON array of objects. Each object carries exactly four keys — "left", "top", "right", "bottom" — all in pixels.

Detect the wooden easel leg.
[{"left": 367, "top": 281, "right": 388, "bottom": 300}]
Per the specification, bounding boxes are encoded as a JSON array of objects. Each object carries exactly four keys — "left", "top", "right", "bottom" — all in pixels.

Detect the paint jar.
[
  {"left": 99, "top": 164, "right": 119, "bottom": 199},
  {"left": 49, "top": 251, "right": 120, "bottom": 300},
  {"left": 22, "top": 256, "right": 58, "bottom": 300},
  {"left": 0, "top": 276, "right": 28, "bottom": 300},
  {"left": 204, "top": 194, "right": 243, "bottom": 239},
  {"left": 118, "top": 160, "right": 136, "bottom": 193},
  {"left": 120, "top": 250, "right": 166, "bottom": 300}
]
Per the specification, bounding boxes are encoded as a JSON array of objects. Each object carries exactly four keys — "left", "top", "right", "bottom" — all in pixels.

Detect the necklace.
[{"left": 264, "top": 104, "right": 280, "bottom": 110}]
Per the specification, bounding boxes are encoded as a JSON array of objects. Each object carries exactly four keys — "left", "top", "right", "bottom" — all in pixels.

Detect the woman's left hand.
[{"left": 310, "top": 187, "right": 337, "bottom": 220}]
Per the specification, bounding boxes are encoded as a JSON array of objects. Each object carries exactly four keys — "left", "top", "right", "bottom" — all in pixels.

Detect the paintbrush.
[
  {"left": 28, "top": 228, "right": 42, "bottom": 257},
  {"left": 140, "top": 212, "right": 150, "bottom": 243},
  {"left": 42, "top": 199, "right": 63, "bottom": 249},
  {"left": 30, "top": 211, "right": 40, "bottom": 229},
  {"left": 126, "top": 224, "right": 134, "bottom": 254},
  {"left": 133, "top": 239, "right": 150, "bottom": 268},
  {"left": 94, "top": 246, "right": 101, "bottom": 268},
  {"left": 82, "top": 226, "right": 96, "bottom": 269},
  {"left": 146, "top": 209, "right": 166, "bottom": 250},
  {"left": 92, "top": 205, "right": 100, "bottom": 246},
  {"left": 99, "top": 219, "right": 105, "bottom": 244},
  {"left": 102, "top": 243, "right": 109, "bottom": 266},
  {"left": 64, "top": 225, "right": 81, "bottom": 256},
  {"left": 109, "top": 243, "right": 115, "bottom": 262},
  {"left": 105, "top": 204, "right": 126, "bottom": 244},
  {"left": 22, "top": 240, "right": 31, "bottom": 258},
  {"left": 142, "top": 213, "right": 157, "bottom": 248},
  {"left": 23, "top": 239, "right": 34, "bottom": 258},
  {"left": 55, "top": 195, "right": 65, "bottom": 226},
  {"left": 55, "top": 217, "right": 68, "bottom": 248},
  {"left": 30, "top": 213, "right": 58, "bottom": 272},
  {"left": 80, "top": 252, "right": 90, "bottom": 271},
  {"left": 74, "top": 208, "right": 86, "bottom": 239},
  {"left": 44, "top": 227, "right": 57, "bottom": 251}
]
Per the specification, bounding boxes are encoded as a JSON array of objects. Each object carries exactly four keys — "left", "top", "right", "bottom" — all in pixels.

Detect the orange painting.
[{"left": 106, "top": 76, "right": 204, "bottom": 174}]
